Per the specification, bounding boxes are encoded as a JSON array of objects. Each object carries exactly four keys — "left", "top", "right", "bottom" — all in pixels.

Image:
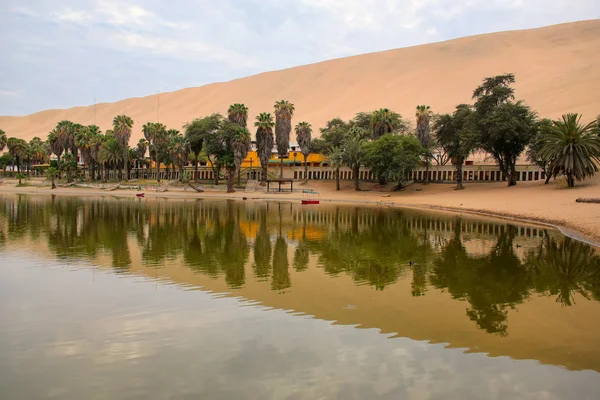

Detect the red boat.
[
  {"left": 136, "top": 193, "right": 145, "bottom": 198},
  {"left": 301, "top": 190, "right": 319, "bottom": 205}
]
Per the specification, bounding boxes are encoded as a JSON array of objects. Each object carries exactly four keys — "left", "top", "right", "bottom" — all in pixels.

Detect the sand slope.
[{"left": 1, "top": 20, "right": 599, "bottom": 143}]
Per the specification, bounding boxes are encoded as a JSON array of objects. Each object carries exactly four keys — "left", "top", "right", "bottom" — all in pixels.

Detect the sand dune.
[{"left": 1, "top": 20, "right": 599, "bottom": 143}]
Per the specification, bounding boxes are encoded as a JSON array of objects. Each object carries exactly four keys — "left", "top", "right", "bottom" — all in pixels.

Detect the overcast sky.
[{"left": 1, "top": 0, "right": 598, "bottom": 116}]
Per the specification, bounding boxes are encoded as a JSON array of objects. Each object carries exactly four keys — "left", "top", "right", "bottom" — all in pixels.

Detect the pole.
[{"left": 94, "top": 98, "right": 96, "bottom": 125}]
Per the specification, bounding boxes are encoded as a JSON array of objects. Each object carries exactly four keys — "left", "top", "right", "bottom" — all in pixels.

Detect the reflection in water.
[
  {"left": 2, "top": 194, "right": 600, "bottom": 322},
  {"left": 1, "top": 194, "right": 600, "bottom": 376}
]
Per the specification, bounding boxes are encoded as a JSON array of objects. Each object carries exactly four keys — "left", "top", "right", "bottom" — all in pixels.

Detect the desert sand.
[
  {"left": 2, "top": 175, "right": 599, "bottom": 246},
  {"left": 1, "top": 20, "right": 599, "bottom": 143}
]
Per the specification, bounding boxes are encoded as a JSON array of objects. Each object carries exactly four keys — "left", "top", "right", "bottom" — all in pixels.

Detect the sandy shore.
[{"left": 2, "top": 176, "right": 599, "bottom": 246}]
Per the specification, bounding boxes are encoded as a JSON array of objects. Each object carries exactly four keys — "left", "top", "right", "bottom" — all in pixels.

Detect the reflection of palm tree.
[
  {"left": 272, "top": 237, "right": 291, "bottom": 291},
  {"left": 431, "top": 220, "right": 528, "bottom": 336},
  {"left": 527, "top": 237, "right": 600, "bottom": 306},
  {"left": 293, "top": 241, "right": 309, "bottom": 272},
  {"left": 253, "top": 207, "right": 272, "bottom": 280}
]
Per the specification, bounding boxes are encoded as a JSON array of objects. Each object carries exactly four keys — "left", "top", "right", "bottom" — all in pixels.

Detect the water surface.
[{"left": 1, "top": 194, "right": 600, "bottom": 399}]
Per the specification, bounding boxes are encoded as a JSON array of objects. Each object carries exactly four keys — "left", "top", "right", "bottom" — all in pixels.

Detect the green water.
[{"left": 1, "top": 194, "right": 600, "bottom": 399}]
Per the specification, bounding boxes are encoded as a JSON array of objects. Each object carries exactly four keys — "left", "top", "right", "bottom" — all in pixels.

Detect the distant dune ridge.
[{"left": 1, "top": 20, "right": 599, "bottom": 143}]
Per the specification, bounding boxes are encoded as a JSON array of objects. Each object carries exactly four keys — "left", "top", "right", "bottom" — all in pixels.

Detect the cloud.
[
  {"left": 1, "top": 0, "right": 599, "bottom": 115},
  {"left": 0, "top": 90, "right": 19, "bottom": 97}
]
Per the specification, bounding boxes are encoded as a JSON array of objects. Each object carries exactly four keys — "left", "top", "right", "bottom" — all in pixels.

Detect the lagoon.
[{"left": 1, "top": 194, "right": 600, "bottom": 399}]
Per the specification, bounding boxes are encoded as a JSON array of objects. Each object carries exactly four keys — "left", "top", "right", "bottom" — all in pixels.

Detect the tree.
[
  {"left": 526, "top": 118, "right": 554, "bottom": 184},
  {"left": 210, "top": 121, "right": 251, "bottom": 193},
  {"left": 363, "top": 134, "right": 423, "bottom": 190},
  {"left": 152, "top": 123, "right": 168, "bottom": 182},
  {"left": 47, "top": 129, "right": 64, "bottom": 177},
  {"left": 329, "top": 146, "right": 344, "bottom": 191},
  {"left": 184, "top": 114, "right": 222, "bottom": 182},
  {"left": 274, "top": 100, "right": 295, "bottom": 178},
  {"left": 169, "top": 132, "right": 189, "bottom": 181},
  {"left": 295, "top": 121, "right": 312, "bottom": 181},
  {"left": 416, "top": 105, "right": 433, "bottom": 182},
  {"left": 56, "top": 120, "right": 74, "bottom": 157},
  {"left": 255, "top": 112, "right": 275, "bottom": 186},
  {"left": 6, "top": 137, "right": 27, "bottom": 174},
  {"left": 88, "top": 127, "right": 104, "bottom": 181},
  {"left": 370, "top": 108, "right": 408, "bottom": 139},
  {"left": 473, "top": 74, "right": 536, "bottom": 186},
  {"left": 540, "top": 113, "right": 600, "bottom": 188},
  {"left": 0, "top": 129, "right": 6, "bottom": 153},
  {"left": 27, "top": 137, "right": 48, "bottom": 176},
  {"left": 227, "top": 103, "right": 249, "bottom": 128},
  {"left": 60, "top": 152, "right": 77, "bottom": 182},
  {"left": 46, "top": 166, "right": 58, "bottom": 189},
  {"left": 0, "top": 153, "right": 11, "bottom": 176},
  {"left": 113, "top": 115, "right": 133, "bottom": 180},
  {"left": 98, "top": 137, "right": 123, "bottom": 180},
  {"left": 342, "top": 128, "right": 367, "bottom": 191},
  {"left": 433, "top": 104, "right": 479, "bottom": 190}
]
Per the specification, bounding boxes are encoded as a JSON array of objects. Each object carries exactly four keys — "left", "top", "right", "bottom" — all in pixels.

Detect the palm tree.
[
  {"left": 28, "top": 137, "right": 48, "bottom": 176},
  {"left": 274, "top": 100, "right": 295, "bottom": 178},
  {"left": 229, "top": 125, "right": 251, "bottom": 193},
  {"left": 371, "top": 108, "right": 396, "bottom": 139},
  {"left": 227, "top": 103, "right": 249, "bottom": 128},
  {"left": 113, "top": 115, "right": 134, "bottom": 180},
  {"left": 295, "top": 121, "right": 312, "bottom": 181},
  {"left": 7, "top": 137, "right": 27, "bottom": 174},
  {"left": 98, "top": 137, "right": 124, "bottom": 180},
  {"left": 540, "top": 113, "right": 600, "bottom": 188},
  {"left": 416, "top": 105, "right": 433, "bottom": 182},
  {"left": 152, "top": 123, "right": 168, "bottom": 181},
  {"left": 46, "top": 166, "right": 58, "bottom": 189},
  {"left": 255, "top": 112, "right": 275, "bottom": 186},
  {"left": 88, "top": 127, "right": 103, "bottom": 181},
  {"left": 136, "top": 139, "right": 148, "bottom": 176},
  {"left": 329, "top": 146, "right": 344, "bottom": 191},
  {"left": 168, "top": 132, "right": 189, "bottom": 180},
  {"left": 343, "top": 128, "right": 366, "bottom": 191},
  {"left": 56, "top": 120, "right": 74, "bottom": 156},
  {"left": 0, "top": 129, "right": 6, "bottom": 153}
]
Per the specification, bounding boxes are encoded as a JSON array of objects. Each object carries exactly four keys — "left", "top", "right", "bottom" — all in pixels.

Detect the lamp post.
[{"left": 249, "top": 158, "right": 253, "bottom": 180}]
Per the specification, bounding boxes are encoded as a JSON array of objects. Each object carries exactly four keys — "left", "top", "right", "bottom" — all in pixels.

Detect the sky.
[{"left": 1, "top": 0, "right": 598, "bottom": 116}]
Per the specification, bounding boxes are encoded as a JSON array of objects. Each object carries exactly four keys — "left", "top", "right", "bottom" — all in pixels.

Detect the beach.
[{"left": 2, "top": 175, "right": 599, "bottom": 246}]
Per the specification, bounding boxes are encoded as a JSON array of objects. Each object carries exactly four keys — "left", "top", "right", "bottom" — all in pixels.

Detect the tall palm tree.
[
  {"left": 98, "top": 137, "right": 124, "bottom": 180},
  {"left": 0, "top": 129, "right": 6, "bottom": 153},
  {"left": 255, "top": 112, "right": 275, "bottom": 185},
  {"left": 7, "top": 137, "right": 28, "bottom": 173},
  {"left": 329, "top": 146, "right": 344, "bottom": 191},
  {"left": 540, "top": 113, "right": 600, "bottom": 188},
  {"left": 274, "top": 100, "right": 295, "bottom": 178},
  {"left": 231, "top": 126, "right": 251, "bottom": 193},
  {"left": 56, "top": 120, "right": 74, "bottom": 156},
  {"left": 416, "top": 105, "right": 433, "bottom": 182},
  {"left": 113, "top": 115, "right": 134, "bottom": 180},
  {"left": 88, "top": 127, "right": 104, "bottom": 181},
  {"left": 152, "top": 123, "right": 168, "bottom": 182},
  {"left": 295, "top": 121, "right": 312, "bottom": 181},
  {"left": 137, "top": 138, "right": 148, "bottom": 163},
  {"left": 47, "top": 129, "right": 64, "bottom": 177},
  {"left": 227, "top": 103, "right": 249, "bottom": 128},
  {"left": 168, "top": 132, "right": 189, "bottom": 180}
]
